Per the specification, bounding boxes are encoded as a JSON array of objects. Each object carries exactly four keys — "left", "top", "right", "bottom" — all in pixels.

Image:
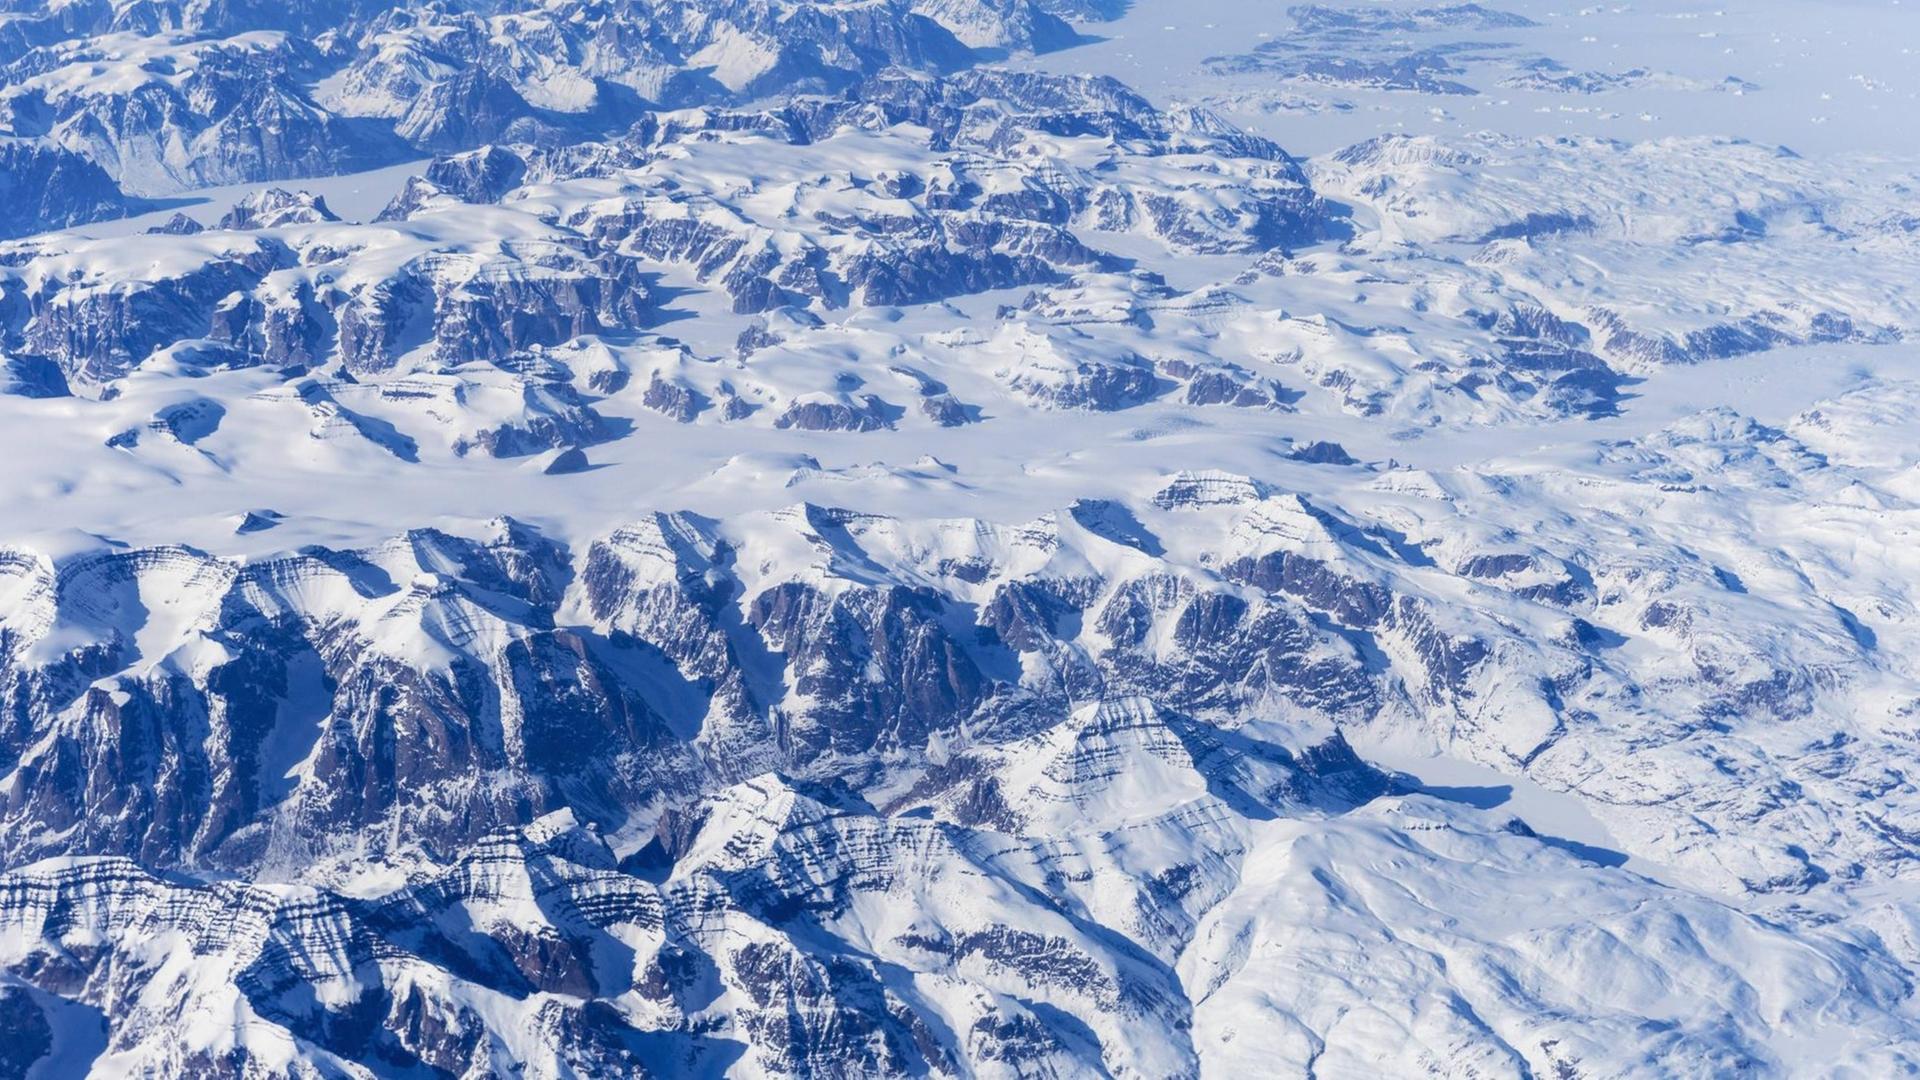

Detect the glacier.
[{"left": 0, "top": 0, "right": 1918, "bottom": 1076}]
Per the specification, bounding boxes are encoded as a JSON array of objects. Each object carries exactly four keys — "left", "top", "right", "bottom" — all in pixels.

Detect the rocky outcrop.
[{"left": 0, "top": 139, "right": 133, "bottom": 239}]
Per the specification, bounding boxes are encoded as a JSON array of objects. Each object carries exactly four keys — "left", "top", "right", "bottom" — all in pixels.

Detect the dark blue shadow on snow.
[
  {"left": 1535, "top": 835, "right": 1630, "bottom": 868},
  {"left": 1419, "top": 782, "right": 1630, "bottom": 867},
  {"left": 1418, "top": 783, "right": 1512, "bottom": 810}
]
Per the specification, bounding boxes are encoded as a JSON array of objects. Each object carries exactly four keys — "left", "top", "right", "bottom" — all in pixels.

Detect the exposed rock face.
[
  {"left": 1, "top": 462, "right": 1905, "bottom": 908},
  {"left": 16, "top": 235, "right": 284, "bottom": 385},
  {"left": 145, "top": 212, "right": 205, "bottom": 236},
  {"left": 1, "top": 30, "right": 401, "bottom": 195},
  {"left": 542, "top": 446, "right": 590, "bottom": 473},
  {"left": 0, "top": 139, "right": 133, "bottom": 239},
  {"left": 423, "top": 144, "right": 529, "bottom": 204},
  {"left": 0, "top": 599, "right": 1911, "bottom": 1077},
  {"left": 0, "top": 501, "right": 1381, "bottom": 876},
  {"left": 395, "top": 68, "right": 554, "bottom": 153},
  {"left": 3, "top": 4, "right": 1920, "bottom": 1077},
  {"left": 772, "top": 394, "right": 900, "bottom": 432},
  {"left": 217, "top": 189, "right": 341, "bottom": 231},
  {"left": 0, "top": 67, "right": 1358, "bottom": 416},
  {"left": 1292, "top": 439, "right": 1356, "bottom": 465},
  {"left": 0, "top": 0, "right": 1118, "bottom": 197}
]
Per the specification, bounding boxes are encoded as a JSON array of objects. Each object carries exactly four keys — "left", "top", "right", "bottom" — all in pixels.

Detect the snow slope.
[{"left": 0, "top": 1, "right": 1917, "bottom": 1076}]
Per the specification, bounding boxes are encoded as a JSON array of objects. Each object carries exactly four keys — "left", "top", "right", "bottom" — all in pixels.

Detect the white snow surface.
[{"left": 2, "top": 0, "right": 1920, "bottom": 1076}]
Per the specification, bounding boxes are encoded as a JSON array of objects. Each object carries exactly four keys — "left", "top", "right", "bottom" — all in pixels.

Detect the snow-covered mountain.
[
  {"left": 2, "top": 1, "right": 1919, "bottom": 1076},
  {"left": 0, "top": 0, "right": 1089, "bottom": 197}
]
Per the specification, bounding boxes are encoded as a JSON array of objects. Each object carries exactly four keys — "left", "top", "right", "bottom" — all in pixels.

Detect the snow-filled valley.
[{"left": 0, "top": 0, "right": 1918, "bottom": 1076}]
